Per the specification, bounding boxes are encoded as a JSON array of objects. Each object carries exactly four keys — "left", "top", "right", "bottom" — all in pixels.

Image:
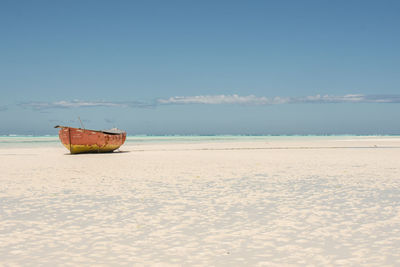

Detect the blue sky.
[{"left": 1, "top": 0, "right": 399, "bottom": 135}]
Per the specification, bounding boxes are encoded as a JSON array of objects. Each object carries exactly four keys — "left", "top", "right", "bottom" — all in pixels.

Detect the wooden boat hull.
[{"left": 56, "top": 126, "right": 126, "bottom": 154}]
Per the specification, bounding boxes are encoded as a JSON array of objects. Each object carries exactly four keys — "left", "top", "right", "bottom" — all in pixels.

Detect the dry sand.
[{"left": 1, "top": 137, "right": 400, "bottom": 266}]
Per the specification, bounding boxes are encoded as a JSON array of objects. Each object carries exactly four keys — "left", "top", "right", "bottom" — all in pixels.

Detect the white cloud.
[
  {"left": 158, "top": 94, "right": 275, "bottom": 105},
  {"left": 363, "top": 94, "right": 400, "bottom": 103},
  {"left": 20, "top": 100, "right": 128, "bottom": 110},
  {"left": 52, "top": 100, "right": 126, "bottom": 108},
  {"left": 297, "top": 94, "right": 366, "bottom": 103}
]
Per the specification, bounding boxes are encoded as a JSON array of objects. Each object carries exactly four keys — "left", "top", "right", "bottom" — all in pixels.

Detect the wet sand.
[{"left": 1, "top": 137, "right": 400, "bottom": 266}]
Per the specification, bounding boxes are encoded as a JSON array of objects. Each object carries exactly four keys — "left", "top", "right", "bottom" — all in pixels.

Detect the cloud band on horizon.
[
  {"left": 18, "top": 100, "right": 152, "bottom": 110},
  {"left": 18, "top": 94, "right": 400, "bottom": 110},
  {"left": 157, "top": 94, "right": 400, "bottom": 105}
]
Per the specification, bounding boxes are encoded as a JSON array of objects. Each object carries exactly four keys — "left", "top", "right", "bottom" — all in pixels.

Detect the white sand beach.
[{"left": 1, "top": 136, "right": 400, "bottom": 266}]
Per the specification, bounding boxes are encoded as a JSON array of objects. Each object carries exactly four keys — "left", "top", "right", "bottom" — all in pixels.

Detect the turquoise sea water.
[{"left": 1, "top": 135, "right": 399, "bottom": 148}]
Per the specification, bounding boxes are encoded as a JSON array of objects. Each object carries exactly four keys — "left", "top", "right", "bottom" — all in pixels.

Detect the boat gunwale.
[{"left": 54, "top": 125, "right": 126, "bottom": 136}]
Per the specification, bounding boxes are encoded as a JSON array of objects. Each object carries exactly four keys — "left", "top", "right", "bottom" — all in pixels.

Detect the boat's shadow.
[
  {"left": 64, "top": 150, "right": 131, "bottom": 155},
  {"left": 113, "top": 150, "right": 130, "bottom": 153}
]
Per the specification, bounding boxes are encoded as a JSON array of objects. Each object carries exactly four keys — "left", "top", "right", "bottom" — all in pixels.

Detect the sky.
[{"left": 0, "top": 0, "right": 399, "bottom": 135}]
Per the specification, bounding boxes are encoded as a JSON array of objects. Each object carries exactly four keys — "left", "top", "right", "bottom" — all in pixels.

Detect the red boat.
[{"left": 55, "top": 126, "right": 127, "bottom": 154}]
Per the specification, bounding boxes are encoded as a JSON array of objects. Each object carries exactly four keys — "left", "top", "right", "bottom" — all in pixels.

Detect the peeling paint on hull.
[{"left": 56, "top": 126, "right": 126, "bottom": 154}]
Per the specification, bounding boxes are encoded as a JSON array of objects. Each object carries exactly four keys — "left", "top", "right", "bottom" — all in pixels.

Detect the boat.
[{"left": 54, "top": 125, "right": 127, "bottom": 154}]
